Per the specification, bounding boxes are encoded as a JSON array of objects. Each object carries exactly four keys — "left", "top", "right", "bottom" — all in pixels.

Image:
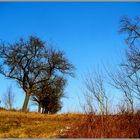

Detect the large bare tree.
[
  {"left": 0, "top": 36, "right": 74, "bottom": 112},
  {"left": 104, "top": 17, "right": 140, "bottom": 113}
]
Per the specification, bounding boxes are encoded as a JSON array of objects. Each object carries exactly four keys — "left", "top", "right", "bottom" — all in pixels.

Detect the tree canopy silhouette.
[{"left": 31, "top": 76, "right": 66, "bottom": 114}]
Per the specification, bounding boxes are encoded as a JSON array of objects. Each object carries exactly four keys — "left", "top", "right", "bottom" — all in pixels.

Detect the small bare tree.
[
  {"left": 107, "top": 67, "right": 134, "bottom": 113},
  {"left": 83, "top": 69, "right": 109, "bottom": 138},
  {"left": 3, "top": 85, "right": 15, "bottom": 110},
  {"left": 83, "top": 70, "right": 108, "bottom": 115}
]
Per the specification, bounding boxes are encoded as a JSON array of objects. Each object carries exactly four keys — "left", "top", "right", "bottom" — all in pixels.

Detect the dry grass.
[
  {"left": 0, "top": 110, "right": 82, "bottom": 138},
  {"left": 64, "top": 112, "right": 140, "bottom": 138},
  {"left": 1, "top": 109, "right": 140, "bottom": 138}
]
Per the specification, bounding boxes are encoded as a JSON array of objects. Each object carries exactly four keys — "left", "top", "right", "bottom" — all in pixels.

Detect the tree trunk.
[
  {"left": 22, "top": 91, "right": 30, "bottom": 112},
  {"left": 42, "top": 108, "right": 45, "bottom": 114},
  {"left": 38, "top": 103, "right": 41, "bottom": 113}
]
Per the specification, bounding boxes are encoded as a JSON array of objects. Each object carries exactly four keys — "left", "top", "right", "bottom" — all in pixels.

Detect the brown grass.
[
  {"left": 64, "top": 112, "right": 140, "bottom": 138},
  {"left": 0, "top": 110, "right": 82, "bottom": 138},
  {"left": 1, "top": 109, "right": 140, "bottom": 138}
]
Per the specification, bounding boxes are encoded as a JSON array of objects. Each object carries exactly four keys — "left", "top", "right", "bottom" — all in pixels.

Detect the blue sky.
[{"left": 0, "top": 2, "right": 140, "bottom": 112}]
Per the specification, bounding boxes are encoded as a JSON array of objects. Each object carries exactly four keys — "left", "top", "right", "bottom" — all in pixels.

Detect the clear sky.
[{"left": 0, "top": 2, "right": 140, "bottom": 113}]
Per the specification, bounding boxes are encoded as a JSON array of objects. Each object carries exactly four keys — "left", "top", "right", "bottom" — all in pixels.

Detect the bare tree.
[
  {"left": 103, "top": 16, "right": 140, "bottom": 114},
  {"left": 83, "top": 70, "right": 108, "bottom": 115},
  {"left": 0, "top": 36, "right": 74, "bottom": 112},
  {"left": 119, "top": 16, "right": 140, "bottom": 100},
  {"left": 2, "top": 85, "right": 15, "bottom": 110},
  {"left": 107, "top": 67, "right": 134, "bottom": 113},
  {"left": 83, "top": 69, "right": 109, "bottom": 138}
]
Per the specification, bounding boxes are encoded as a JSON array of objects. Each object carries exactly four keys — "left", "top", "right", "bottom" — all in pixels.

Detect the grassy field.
[
  {"left": 0, "top": 110, "right": 140, "bottom": 138},
  {"left": 0, "top": 110, "right": 83, "bottom": 138}
]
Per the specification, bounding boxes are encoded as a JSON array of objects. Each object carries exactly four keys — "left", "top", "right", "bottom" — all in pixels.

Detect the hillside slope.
[
  {"left": 0, "top": 110, "right": 82, "bottom": 138},
  {"left": 1, "top": 110, "right": 140, "bottom": 138}
]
